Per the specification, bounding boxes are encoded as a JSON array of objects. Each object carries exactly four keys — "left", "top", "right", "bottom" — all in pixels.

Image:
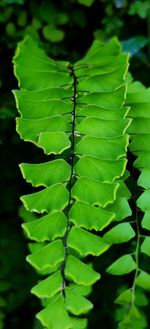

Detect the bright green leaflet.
[
  {"left": 13, "top": 36, "right": 132, "bottom": 328},
  {"left": 106, "top": 254, "right": 136, "bottom": 275},
  {"left": 127, "top": 82, "right": 150, "bottom": 271},
  {"left": 114, "top": 77, "right": 150, "bottom": 328}
]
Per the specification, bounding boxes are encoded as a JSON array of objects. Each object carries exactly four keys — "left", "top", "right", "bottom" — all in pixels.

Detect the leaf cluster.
[{"left": 13, "top": 36, "right": 150, "bottom": 329}]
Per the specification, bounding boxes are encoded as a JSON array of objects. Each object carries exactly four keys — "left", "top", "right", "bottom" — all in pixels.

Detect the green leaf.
[
  {"left": 76, "top": 117, "right": 130, "bottom": 138},
  {"left": 127, "top": 83, "right": 149, "bottom": 100},
  {"left": 76, "top": 38, "right": 122, "bottom": 66},
  {"left": 109, "top": 181, "right": 131, "bottom": 199},
  {"left": 28, "top": 242, "right": 46, "bottom": 254},
  {"left": 15, "top": 61, "right": 71, "bottom": 91},
  {"left": 65, "top": 287, "right": 93, "bottom": 315},
  {"left": 65, "top": 255, "right": 100, "bottom": 285},
  {"left": 77, "top": 66, "right": 127, "bottom": 92},
  {"left": 127, "top": 102, "right": 150, "bottom": 120},
  {"left": 27, "top": 239, "right": 64, "bottom": 273},
  {"left": 118, "top": 305, "right": 147, "bottom": 329},
  {"left": 103, "top": 223, "right": 135, "bottom": 244},
  {"left": 135, "top": 288, "right": 149, "bottom": 306},
  {"left": 76, "top": 105, "right": 129, "bottom": 121},
  {"left": 134, "top": 152, "right": 150, "bottom": 169},
  {"left": 141, "top": 211, "right": 150, "bottom": 230},
  {"left": 75, "top": 157, "right": 126, "bottom": 183},
  {"left": 31, "top": 271, "right": 62, "bottom": 298},
  {"left": 129, "top": 1, "right": 149, "bottom": 19},
  {"left": 77, "top": 85, "right": 126, "bottom": 108},
  {"left": 56, "top": 13, "right": 69, "bottom": 25},
  {"left": 13, "top": 88, "right": 72, "bottom": 119},
  {"left": 16, "top": 116, "right": 70, "bottom": 143},
  {"left": 141, "top": 237, "right": 150, "bottom": 257},
  {"left": 22, "top": 211, "right": 67, "bottom": 242},
  {"left": 13, "top": 37, "right": 71, "bottom": 90},
  {"left": 68, "top": 283, "right": 92, "bottom": 297},
  {"left": 21, "top": 183, "right": 69, "bottom": 214},
  {"left": 106, "top": 254, "right": 136, "bottom": 275},
  {"left": 129, "top": 118, "right": 150, "bottom": 135},
  {"left": 75, "top": 135, "right": 129, "bottom": 160},
  {"left": 43, "top": 25, "right": 64, "bottom": 42},
  {"left": 37, "top": 132, "right": 71, "bottom": 155},
  {"left": 72, "top": 177, "right": 118, "bottom": 207},
  {"left": 69, "top": 201, "right": 114, "bottom": 231},
  {"left": 67, "top": 227, "right": 109, "bottom": 257},
  {"left": 20, "top": 160, "right": 71, "bottom": 187},
  {"left": 76, "top": 52, "right": 128, "bottom": 77},
  {"left": 115, "top": 288, "right": 132, "bottom": 305},
  {"left": 106, "top": 197, "right": 132, "bottom": 221},
  {"left": 137, "top": 190, "right": 150, "bottom": 211},
  {"left": 138, "top": 169, "right": 150, "bottom": 189},
  {"left": 69, "top": 317, "right": 87, "bottom": 329},
  {"left": 130, "top": 135, "right": 150, "bottom": 152},
  {"left": 19, "top": 205, "right": 37, "bottom": 223},
  {"left": 36, "top": 294, "right": 72, "bottom": 329},
  {"left": 136, "top": 271, "right": 150, "bottom": 291}
]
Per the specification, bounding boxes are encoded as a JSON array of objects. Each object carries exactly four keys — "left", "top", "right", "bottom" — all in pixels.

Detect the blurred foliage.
[
  {"left": 128, "top": 1, "right": 150, "bottom": 19},
  {"left": 0, "top": 0, "right": 150, "bottom": 328}
]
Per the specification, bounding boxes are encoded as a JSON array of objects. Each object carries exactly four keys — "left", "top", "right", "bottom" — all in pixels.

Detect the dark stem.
[{"left": 61, "top": 64, "right": 77, "bottom": 295}]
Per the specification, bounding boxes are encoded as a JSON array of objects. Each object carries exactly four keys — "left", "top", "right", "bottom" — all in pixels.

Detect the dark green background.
[{"left": 0, "top": 1, "right": 150, "bottom": 328}]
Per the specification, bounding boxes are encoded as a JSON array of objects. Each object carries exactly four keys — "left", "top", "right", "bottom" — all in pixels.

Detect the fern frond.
[
  {"left": 13, "top": 36, "right": 130, "bottom": 328},
  {"left": 112, "top": 80, "right": 150, "bottom": 328},
  {"left": 127, "top": 81, "right": 150, "bottom": 291}
]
